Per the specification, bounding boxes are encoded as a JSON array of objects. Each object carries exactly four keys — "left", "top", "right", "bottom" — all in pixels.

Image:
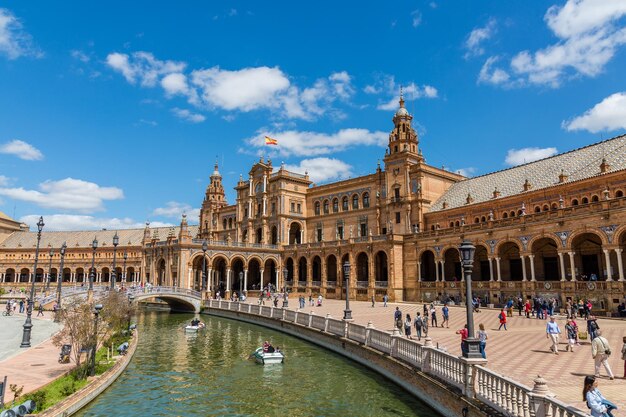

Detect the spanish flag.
[{"left": 264, "top": 136, "right": 278, "bottom": 146}]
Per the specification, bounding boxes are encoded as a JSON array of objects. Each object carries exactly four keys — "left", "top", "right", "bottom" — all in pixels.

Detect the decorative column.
[
  {"left": 187, "top": 267, "right": 192, "bottom": 290},
  {"left": 207, "top": 267, "right": 213, "bottom": 293},
  {"left": 226, "top": 268, "right": 231, "bottom": 292},
  {"left": 275, "top": 269, "right": 279, "bottom": 290},
  {"left": 488, "top": 258, "right": 494, "bottom": 281},
  {"left": 260, "top": 269, "right": 265, "bottom": 289},
  {"left": 529, "top": 255, "right": 536, "bottom": 281},
  {"left": 435, "top": 260, "right": 440, "bottom": 282},
  {"left": 614, "top": 249, "right": 624, "bottom": 281},
  {"left": 417, "top": 261, "right": 421, "bottom": 282},
  {"left": 441, "top": 260, "right": 445, "bottom": 281},
  {"left": 558, "top": 252, "right": 566, "bottom": 281},
  {"left": 603, "top": 249, "right": 613, "bottom": 281},
  {"left": 520, "top": 255, "right": 527, "bottom": 281},
  {"left": 568, "top": 252, "right": 576, "bottom": 281},
  {"left": 244, "top": 269, "right": 248, "bottom": 291},
  {"left": 495, "top": 257, "right": 502, "bottom": 281}
]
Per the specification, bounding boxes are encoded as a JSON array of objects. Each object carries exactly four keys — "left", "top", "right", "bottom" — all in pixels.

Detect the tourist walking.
[
  {"left": 37, "top": 303, "right": 44, "bottom": 317},
  {"left": 430, "top": 305, "right": 438, "bottom": 328},
  {"left": 394, "top": 307, "right": 402, "bottom": 331},
  {"left": 525, "top": 299, "right": 531, "bottom": 318},
  {"left": 498, "top": 309, "right": 507, "bottom": 331},
  {"left": 404, "top": 314, "right": 412, "bottom": 339},
  {"left": 371, "top": 295, "right": 375, "bottom": 308},
  {"left": 383, "top": 294, "right": 388, "bottom": 307},
  {"left": 19, "top": 299, "right": 24, "bottom": 313},
  {"left": 583, "top": 375, "right": 618, "bottom": 417},
  {"left": 565, "top": 320, "right": 577, "bottom": 352},
  {"left": 441, "top": 304, "right": 449, "bottom": 328},
  {"left": 621, "top": 336, "right": 626, "bottom": 379},
  {"left": 517, "top": 297, "right": 524, "bottom": 316},
  {"left": 587, "top": 315, "right": 600, "bottom": 340},
  {"left": 422, "top": 314, "right": 429, "bottom": 337},
  {"left": 456, "top": 324, "right": 468, "bottom": 355},
  {"left": 591, "top": 330, "right": 614, "bottom": 379},
  {"left": 414, "top": 313, "right": 423, "bottom": 341},
  {"left": 546, "top": 316, "right": 561, "bottom": 354},
  {"left": 477, "top": 323, "right": 488, "bottom": 359}
]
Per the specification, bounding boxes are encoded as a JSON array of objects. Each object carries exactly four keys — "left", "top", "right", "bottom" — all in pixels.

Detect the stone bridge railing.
[
  {"left": 206, "top": 300, "right": 590, "bottom": 417},
  {"left": 126, "top": 286, "right": 202, "bottom": 299}
]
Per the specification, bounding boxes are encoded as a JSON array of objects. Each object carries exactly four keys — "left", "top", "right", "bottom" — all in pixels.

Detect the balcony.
[
  {"left": 374, "top": 281, "right": 388, "bottom": 288},
  {"left": 356, "top": 281, "right": 368, "bottom": 288}
]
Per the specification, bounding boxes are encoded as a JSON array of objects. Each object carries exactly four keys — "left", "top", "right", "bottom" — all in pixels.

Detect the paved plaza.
[{"left": 251, "top": 296, "right": 626, "bottom": 415}]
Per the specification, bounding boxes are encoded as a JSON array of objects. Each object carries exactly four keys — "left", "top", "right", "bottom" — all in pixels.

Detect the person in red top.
[
  {"left": 524, "top": 299, "right": 531, "bottom": 318},
  {"left": 498, "top": 308, "right": 507, "bottom": 330},
  {"left": 456, "top": 324, "right": 469, "bottom": 355}
]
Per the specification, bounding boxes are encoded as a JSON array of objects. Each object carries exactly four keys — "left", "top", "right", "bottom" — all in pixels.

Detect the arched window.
[
  {"left": 517, "top": 210, "right": 523, "bottom": 216},
  {"left": 582, "top": 197, "right": 589, "bottom": 204},
  {"left": 223, "top": 219, "right": 227, "bottom": 230},
  {"left": 510, "top": 211, "right": 515, "bottom": 217},
  {"left": 362, "top": 193, "right": 370, "bottom": 208},
  {"left": 332, "top": 198, "right": 339, "bottom": 213},
  {"left": 323, "top": 200, "right": 329, "bottom": 214},
  {"left": 352, "top": 194, "right": 359, "bottom": 209},
  {"left": 591, "top": 195, "right": 599, "bottom": 202},
  {"left": 616, "top": 190, "right": 624, "bottom": 197},
  {"left": 551, "top": 203, "right": 558, "bottom": 210},
  {"left": 455, "top": 221, "right": 460, "bottom": 227},
  {"left": 534, "top": 206, "right": 541, "bottom": 213},
  {"left": 481, "top": 216, "right": 486, "bottom": 222},
  {"left": 314, "top": 201, "right": 320, "bottom": 215},
  {"left": 474, "top": 217, "right": 480, "bottom": 224},
  {"left": 543, "top": 204, "right": 549, "bottom": 211},
  {"left": 449, "top": 222, "right": 454, "bottom": 228},
  {"left": 342, "top": 196, "right": 349, "bottom": 211},
  {"left": 228, "top": 218, "right": 233, "bottom": 229},
  {"left": 571, "top": 199, "right": 579, "bottom": 206},
  {"left": 503, "top": 212, "right": 508, "bottom": 219}
]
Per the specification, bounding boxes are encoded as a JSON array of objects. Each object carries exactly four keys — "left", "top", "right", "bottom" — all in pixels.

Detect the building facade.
[{"left": 1, "top": 97, "right": 625, "bottom": 311}]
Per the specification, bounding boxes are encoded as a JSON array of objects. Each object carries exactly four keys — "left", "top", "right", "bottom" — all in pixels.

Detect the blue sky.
[{"left": 1, "top": 1, "right": 626, "bottom": 231}]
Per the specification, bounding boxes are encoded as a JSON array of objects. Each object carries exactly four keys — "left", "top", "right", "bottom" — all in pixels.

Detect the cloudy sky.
[{"left": 1, "top": 1, "right": 626, "bottom": 231}]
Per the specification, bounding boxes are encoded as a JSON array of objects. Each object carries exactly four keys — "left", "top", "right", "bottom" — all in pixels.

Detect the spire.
[{"left": 399, "top": 85, "right": 405, "bottom": 109}]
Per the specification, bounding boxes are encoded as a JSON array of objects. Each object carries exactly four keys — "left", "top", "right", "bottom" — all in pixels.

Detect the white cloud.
[
  {"left": 0, "top": 175, "right": 10, "bottom": 186},
  {"left": 505, "top": 147, "right": 558, "bottom": 166},
  {"left": 478, "top": 56, "right": 511, "bottom": 85},
  {"left": 171, "top": 107, "right": 205, "bottom": 123},
  {"left": 456, "top": 167, "right": 476, "bottom": 177},
  {"left": 563, "top": 92, "right": 626, "bottom": 132},
  {"left": 0, "top": 8, "right": 41, "bottom": 59},
  {"left": 479, "top": 0, "right": 626, "bottom": 87},
  {"left": 105, "top": 51, "right": 186, "bottom": 87},
  {"left": 0, "top": 139, "right": 43, "bottom": 160},
  {"left": 152, "top": 201, "right": 200, "bottom": 219},
  {"left": 0, "top": 178, "right": 124, "bottom": 213},
  {"left": 464, "top": 18, "right": 496, "bottom": 59},
  {"left": 70, "top": 49, "right": 90, "bottom": 63},
  {"left": 367, "top": 75, "right": 438, "bottom": 110},
  {"left": 284, "top": 158, "right": 353, "bottom": 184},
  {"left": 246, "top": 128, "right": 387, "bottom": 157},
  {"left": 20, "top": 214, "right": 172, "bottom": 232},
  {"left": 411, "top": 10, "right": 422, "bottom": 27}
]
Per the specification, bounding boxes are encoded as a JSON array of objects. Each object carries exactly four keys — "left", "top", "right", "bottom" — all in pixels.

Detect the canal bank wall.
[{"left": 205, "top": 301, "right": 589, "bottom": 417}]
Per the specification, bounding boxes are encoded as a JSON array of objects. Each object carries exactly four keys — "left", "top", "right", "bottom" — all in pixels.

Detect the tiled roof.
[
  {"left": 430, "top": 134, "right": 626, "bottom": 211},
  {"left": 0, "top": 225, "right": 200, "bottom": 249}
]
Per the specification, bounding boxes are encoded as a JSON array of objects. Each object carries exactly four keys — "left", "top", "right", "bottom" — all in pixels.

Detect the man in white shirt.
[
  {"left": 545, "top": 316, "right": 561, "bottom": 354},
  {"left": 591, "top": 330, "right": 614, "bottom": 380}
]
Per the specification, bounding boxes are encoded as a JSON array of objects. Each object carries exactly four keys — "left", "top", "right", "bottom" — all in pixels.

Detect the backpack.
[
  {"left": 414, "top": 317, "right": 423, "bottom": 328},
  {"left": 498, "top": 313, "right": 503, "bottom": 320}
]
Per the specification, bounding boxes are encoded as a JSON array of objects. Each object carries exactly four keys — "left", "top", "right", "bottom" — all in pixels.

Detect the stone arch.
[
  {"left": 581, "top": 196, "right": 589, "bottom": 204},
  {"left": 5, "top": 268, "right": 15, "bottom": 283},
  {"left": 211, "top": 256, "right": 228, "bottom": 295},
  {"left": 571, "top": 198, "right": 579, "bottom": 206},
  {"left": 362, "top": 192, "right": 370, "bottom": 208},
  {"left": 271, "top": 226, "right": 278, "bottom": 245},
  {"left": 443, "top": 247, "right": 461, "bottom": 281},
  {"left": 312, "top": 256, "right": 322, "bottom": 282},
  {"left": 285, "top": 258, "right": 294, "bottom": 283},
  {"left": 419, "top": 249, "right": 436, "bottom": 281},
  {"left": 332, "top": 198, "right": 339, "bottom": 213},
  {"left": 473, "top": 244, "right": 490, "bottom": 281},
  {"left": 571, "top": 232, "right": 604, "bottom": 280},
  {"left": 76, "top": 267, "right": 85, "bottom": 283},
  {"left": 156, "top": 258, "right": 166, "bottom": 286},
  {"left": 326, "top": 254, "right": 337, "bottom": 283},
  {"left": 19, "top": 268, "right": 29, "bottom": 283},
  {"left": 263, "top": 258, "right": 277, "bottom": 289},
  {"left": 374, "top": 250, "right": 388, "bottom": 282},
  {"left": 531, "top": 237, "right": 560, "bottom": 281},
  {"left": 191, "top": 253, "right": 208, "bottom": 291},
  {"left": 615, "top": 189, "right": 624, "bottom": 198},
  {"left": 255, "top": 227, "right": 263, "bottom": 244},
  {"left": 341, "top": 196, "right": 349, "bottom": 211},
  {"left": 35, "top": 267, "right": 44, "bottom": 282},
  {"left": 497, "top": 241, "right": 522, "bottom": 281},
  {"left": 102, "top": 267, "right": 110, "bottom": 283},
  {"left": 352, "top": 194, "right": 359, "bottom": 209},
  {"left": 314, "top": 201, "right": 321, "bottom": 215},
  {"left": 125, "top": 267, "right": 134, "bottom": 283},
  {"left": 298, "top": 256, "right": 307, "bottom": 283},
  {"left": 591, "top": 194, "right": 599, "bottom": 202},
  {"left": 355, "top": 252, "right": 369, "bottom": 282},
  {"left": 49, "top": 268, "right": 58, "bottom": 283},
  {"left": 568, "top": 229, "right": 608, "bottom": 248},
  {"left": 231, "top": 258, "right": 245, "bottom": 294},
  {"left": 289, "top": 222, "right": 302, "bottom": 244}
]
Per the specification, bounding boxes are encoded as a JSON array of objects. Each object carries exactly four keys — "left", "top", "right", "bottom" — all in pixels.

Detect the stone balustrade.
[{"left": 206, "top": 299, "right": 591, "bottom": 417}]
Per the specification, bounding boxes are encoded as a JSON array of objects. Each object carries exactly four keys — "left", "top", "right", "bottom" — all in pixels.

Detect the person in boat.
[
  {"left": 191, "top": 318, "right": 200, "bottom": 326},
  {"left": 262, "top": 340, "right": 270, "bottom": 353}
]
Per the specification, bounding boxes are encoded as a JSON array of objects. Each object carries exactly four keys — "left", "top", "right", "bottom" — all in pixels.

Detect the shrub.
[
  {"left": 23, "top": 390, "right": 47, "bottom": 410},
  {"left": 59, "top": 381, "right": 76, "bottom": 397}
]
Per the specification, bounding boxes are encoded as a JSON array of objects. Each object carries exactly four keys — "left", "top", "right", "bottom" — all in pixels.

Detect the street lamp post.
[
  {"left": 46, "top": 248, "right": 54, "bottom": 292},
  {"left": 20, "top": 216, "right": 44, "bottom": 348},
  {"left": 342, "top": 261, "right": 352, "bottom": 320},
  {"left": 110, "top": 232, "right": 119, "bottom": 291},
  {"left": 459, "top": 240, "right": 482, "bottom": 359},
  {"left": 202, "top": 240, "right": 208, "bottom": 292},
  {"left": 122, "top": 251, "right": 128, "bottom": 285},
  {"left": 55, "top": 242, "right": 67, "bottom": 322},
  {"left": 282, "top": 268, "right": 289, "bottom": 308},
  {"left": 90, "top": 303, "right": 103, "bottom": 377},
  {"left": 127, "top": 294, "right": 135, "bottom": 329},
  {"left": 89, "top": 237, "right": 98, "bottom": 291},
  {"left": 238, "top": 271, "right": 243, "bottom": 300}
]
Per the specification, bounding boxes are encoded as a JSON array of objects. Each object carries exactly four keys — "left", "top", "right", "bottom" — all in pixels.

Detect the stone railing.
[{"left": 205, "top": 300, "right": 590, "bottom": 417}]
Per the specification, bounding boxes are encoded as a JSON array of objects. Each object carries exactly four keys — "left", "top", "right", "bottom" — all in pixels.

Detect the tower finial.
[{"left": 399, "top": 85, "right": 405, "bottom": 108}]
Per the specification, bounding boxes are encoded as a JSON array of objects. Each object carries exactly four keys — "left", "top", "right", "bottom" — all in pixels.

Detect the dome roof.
[{"left": 395, "top": 107, "right": 409, "bottom": 116}]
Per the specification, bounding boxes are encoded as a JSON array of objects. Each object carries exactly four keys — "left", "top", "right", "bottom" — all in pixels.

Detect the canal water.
[{"left": 76, "top": 311, "right": 439, "bottom": 417}]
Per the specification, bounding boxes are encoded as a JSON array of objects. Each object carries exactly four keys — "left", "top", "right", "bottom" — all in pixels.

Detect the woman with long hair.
[{"left": 582, "top": 375, "right": 617, "bottom": 417}]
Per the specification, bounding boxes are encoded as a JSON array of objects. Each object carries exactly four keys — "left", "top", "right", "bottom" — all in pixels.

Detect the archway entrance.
[
  {"left": 572, "top": 233, "right": 603, "bottom": 280},
  {"left": 289, "top": 223, "right": 301, "bottom": 244},
  {"left": 532, "top": 238, "right": 559, "bottom": 281},
  {"left": 420, "top": 251, "right": 436, "bottom": 281}
]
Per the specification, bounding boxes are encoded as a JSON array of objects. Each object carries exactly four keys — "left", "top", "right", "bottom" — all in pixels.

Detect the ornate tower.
[{"left": 199, "top": 160, "right": 227, "bottom": 239}]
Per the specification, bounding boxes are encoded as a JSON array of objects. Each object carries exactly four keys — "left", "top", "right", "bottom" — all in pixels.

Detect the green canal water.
[{"left": 76, "top": 311, "right": 439, "bottom": 417}]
